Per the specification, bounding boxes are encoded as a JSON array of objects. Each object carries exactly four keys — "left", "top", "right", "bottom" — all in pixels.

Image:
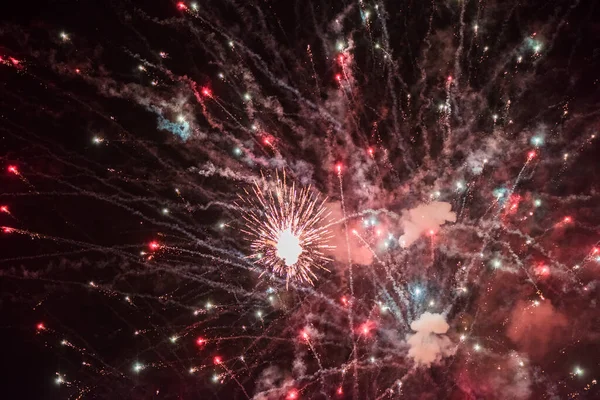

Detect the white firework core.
[{"left": 276, "top": 228, "right": 303, "bottom": 266}]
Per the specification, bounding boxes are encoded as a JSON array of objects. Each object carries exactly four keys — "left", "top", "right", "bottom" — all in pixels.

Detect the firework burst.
[{"left": 239, "top": 171, "right": 334, "bottom": 287}]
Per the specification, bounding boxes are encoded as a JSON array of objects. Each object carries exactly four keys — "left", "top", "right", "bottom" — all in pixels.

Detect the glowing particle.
[
  {"left": 531, "top": 135, "right": 544, "bottom": 146},
  {"left": 177, "top": 2, "right": 187, "bottom": 10},
  {"left": 205, "top": 302, "right": 213, "bottom": 309},
  {"left": 218, "top": 72, "right": 224, "bottom": 79},
  {"left": 133, "top": 362, "right": 143, "bottom": 373},
  {"left": 59, "top": 32, "right": 69, "bottom": 41},
  {"left": 473, "top": 344, "right": 481, "bottom": 352},
  {"left": 460, "top": 335, "right": 466, "bottom": 342},
  {"left": 233, "top": 147, "right": 242, "bottom": 156},
  {"left": 336, "top": 42, "right": 344, "bottom": 51},
  {"left": 7, "top": 165, "right": 18, "bottom": 174},
  {"left": 492, "top": 259, "right": 502, "bottom": 269},
  {"left": 201, "top": 87, "right": 212, "bottom": 97},
  {"left": 149, "top": 241, "right": 160, "bottom": 251},
  {"left": 574, "top": 367, "right": 584, "bottom": 376},
  {"left": 55, "top": 375, "right": 64, "bottom": 385},
  {"left": 337, "top": 387, "right": 343, "bottom": 395},
  {"left": 162, "top": 208, "right": 169, "bottom": 214},
  {"left": 335, "top": 74, "right": 342, "bottom": 81},
  {"left": 196, "top": 337, "right": 206, "bottom": 346},
  {"left": 287, "top": 389, "right": 299, "bottom": 399},
  {"left": 243, "top": 93, "right": 251, "bottom": 101},
  {"left": 429, "top": 300, "right": 435, "bottom": 306},
  {"left": 191, "top": 2, "right": 198, "bottom": 10},
  {"left": 527, "top": 150, "right": 536, "bottom": 160},
  {"left": 228, "top": 41, "right": 234, "bottom": 48},
  {"left": 534, "top": 199, "right": 542, "bottom": 207},
  {"left": 0, "top": 206, "right": 8, "bottom": 213},
  {"left": 159, "top": 51, "right": 167, "bottom": 58},
  {"left": 92, "top": 136, "right": 104, "bottom": 144},
  {"left": 36, "top": 323, "right": 46, "bottom": 331},
  {"left": 256, "top": 310, "right": 263, "bottom": 318},
  {"left": 563, "top": 216, "right": 572, "bottom": 223},
  {"left": 213, "top": 356, "right": 222, "bottom": 365},
  {"left": 414, "top": 287, "right": 422, "bottom": 296}
]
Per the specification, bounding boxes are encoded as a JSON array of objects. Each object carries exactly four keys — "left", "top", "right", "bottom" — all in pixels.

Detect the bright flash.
[
  {"left": 239, "top": 171, "right": 334, "bottom": 287},
  {"left": 276, "top": 228, "right": 303, "bottom": 266}
]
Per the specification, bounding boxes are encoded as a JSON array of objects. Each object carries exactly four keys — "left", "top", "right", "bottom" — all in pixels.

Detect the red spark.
[
  {"left": 7, "top": 165, "right": 18, "bottom": 174},
  {"left": 335, "top": 163, "right": 343, "bottom": 173},
  {"left": 263, "top": 137, "right": 271, "bottom": 145},
  {"left": 340, "top": 296, "right": 348, "bottom": 305},
  {"left": 337, "top": 387, "right": 343, "bottom": 395},
  {"left": 196, "top": 337, "right": 206, "bottom": 346},
  {"left": 9, "top": 57, "right": 19, "bottom": 65},
  {"left": 592, "top": 247, "right": 599, "bottom": 254},
  {"left": 0, "top": 206, "right": 8, "bottom": 213},
  {"left": 563, "top": 216, "right": 572, "bottom": 223},
  {"left": 335, "top": 74, "right": 342, "bottom": 81},
  {"left": 358, "top": 321, "right": 375, "bottom": 336},
  {"left": 428, "top": 229, "right": 435, "bottom": 236},
  {"left": 287, "top": 389, "right": 298, "bottom": 399},
  {"left": 213, "top": 356, "right": 222, "bottom": 365},
  {"left": 338, "top": 55, "right": 345, "bottom": 63},
  {"left": 300, "top": 330, "right": 309, "bottom": 340},
  {"left": 527, "top": 151, "right": 536, "bottom": 160},
  {"left": 447, "top": 76, "right": 453, "bottom": 81},
  {"left": 535, "top": 264, "right": 550, "bottom": 277},
  {"left": 201, "top": 87, "right": 212, "bottom": 97},
  {"left": 177, "top": 2, "right": 187, "bottom": 10},
  {"left": 36, "top": 323, "right": 45, "bottom": 331},
  {"left": 2, "top": 227, "right": 13, "bottom": 233},
  {"left": 148, "top": 241, "right": 161, "bottom": 251},
  {"left": 368, "top": 147, "right": 374, "bottom": 156},
  {"left": 75, "top": 68, "right": 80, "bottom": 74}
]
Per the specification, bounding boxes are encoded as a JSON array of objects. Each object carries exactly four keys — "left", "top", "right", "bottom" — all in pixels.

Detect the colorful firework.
[{"left": 238, "top": 171, "right": 334, "bottom": 287}]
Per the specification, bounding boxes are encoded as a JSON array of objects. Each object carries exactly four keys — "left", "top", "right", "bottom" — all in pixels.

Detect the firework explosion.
[
  {"left": 239, "top": 171, "right": 334, "bottom": 286},
  {"left": 0, "top": 0, "right": 599, "bottom": 399}
]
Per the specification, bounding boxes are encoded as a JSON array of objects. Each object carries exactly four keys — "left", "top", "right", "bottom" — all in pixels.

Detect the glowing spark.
[
  {"left": 238, "top": 171, "right": 334, "bottom": 287},
  {"left": 201, "top": 87, "right": 212, "bottom": 97}
]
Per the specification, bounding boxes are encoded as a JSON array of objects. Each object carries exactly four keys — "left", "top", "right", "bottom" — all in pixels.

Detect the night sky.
[{"left": 1, "top": 0, "right": 600, "bottom": 399}]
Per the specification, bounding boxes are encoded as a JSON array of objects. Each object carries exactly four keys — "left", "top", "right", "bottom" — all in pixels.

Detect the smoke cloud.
[
  {"left": 324, "top": 202, "right": 374, "bottom": 265},
  {"left": 507, "top": 300, "right": 568, "bottom": 359},
  {"left": 406, "top": 312, "right": 456, "bottom": 366},
  {"left": 398, "top": 202, "right": 456, "bottom": 247}
]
